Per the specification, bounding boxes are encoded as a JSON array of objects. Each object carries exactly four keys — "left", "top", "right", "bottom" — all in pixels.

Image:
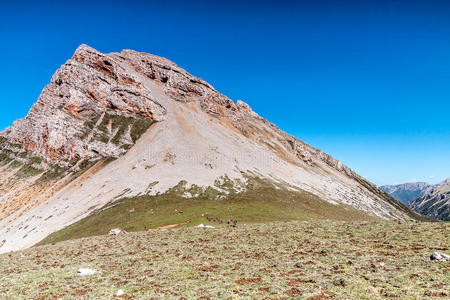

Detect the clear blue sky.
[{"left": 1, "top": 0, "right": 449, "bottom": 185}]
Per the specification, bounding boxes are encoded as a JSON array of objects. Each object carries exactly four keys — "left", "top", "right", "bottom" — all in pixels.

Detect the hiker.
[{"left": 233, "top": 219, "right": 237, "bottom": 228}]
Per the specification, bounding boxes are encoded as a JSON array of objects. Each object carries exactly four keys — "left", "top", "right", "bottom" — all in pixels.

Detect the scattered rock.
[
  {"left": 370, "top": 263, "right": 377, "bottom": 272},
  {"left": 77, "top": 268, "right": 101, "bottom": 276},
  {"left": 430, "top": 252, "right": 450, "bottom": 262},
  {"left": 333, "top": 278, "right": 346, "bottom": 287},
  {"left": 284, "top": 287, "right": 302, "bottom": 296},
  {"left": 235, "top": 277, "right": 261, "bottom": 285},
  {"left": 306, "top": 292, "right": 330, "bottom": 300},
  {"left": 294, "top": 262, "right": 302, "bottom": 268},
  {"left": 116, "top": 289, "right": 124, "bottom": 296}
]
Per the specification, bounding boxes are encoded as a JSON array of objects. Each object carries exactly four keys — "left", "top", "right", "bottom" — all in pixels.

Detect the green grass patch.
[
  {"left": 29, "top": 156, "right": 43, "bottom": 164},
  {"left": 9, "top": 160, "right": 22, "bottom": 168},
  {"left": 39, "top": 178, "right": 379, "bottom": 245},
  {"left": 78, "top": 111, "right": 153, "bottom": 145},
  {"left": 0, "top": 149, "right": 14, "bottom": 164},
  {"left": 35, "top": 167, "right": 66, "bottom": 184},
  {"left": 78, "top": 114, "right": 100, "bottom": 140},
  {"left": 14, "top": 164, "right": 43, "bottom": 178}
]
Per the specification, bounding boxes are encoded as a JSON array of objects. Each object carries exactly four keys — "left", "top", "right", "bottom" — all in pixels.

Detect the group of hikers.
[{"left": 206, "top": 216, "right": 238, "bottom": 227}]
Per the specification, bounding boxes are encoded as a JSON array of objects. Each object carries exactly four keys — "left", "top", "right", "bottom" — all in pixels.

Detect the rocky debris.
[
  {"left": 333, "top": 278, "right": 346, "bottom": 287},
  {"left": 77, "top": 268, "right": 101, "bottom": 276},
  {"left": 109, "top": 228, "right": 127, "bottom": 236},
  {"left": 284, "top": 287, "right": 302, "bottom": 296},
  {"left": 116, "top": 289, "right": 124, "bottom": 296},
  {"left": 430, "top": 252, "right": 450, "bottom": 262}
]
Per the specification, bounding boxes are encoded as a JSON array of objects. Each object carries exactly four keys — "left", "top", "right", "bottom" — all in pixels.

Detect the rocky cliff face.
[
  {"left": 409, "top": 179, "right": 450, "bottom": 221},
  {"left": 380, "top": 182, "right": 433, "bottom": 205},
  {"left": 0, "top": 45, "right": 426, "bottom": 253},
  {"left": 1, "top": 45, "right": 166, "bottom": 168}
]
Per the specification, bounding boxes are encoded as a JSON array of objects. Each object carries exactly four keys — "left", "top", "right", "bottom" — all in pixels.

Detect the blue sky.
[{"left": 0, "top": 0, "right": 449, "bottom": 185}]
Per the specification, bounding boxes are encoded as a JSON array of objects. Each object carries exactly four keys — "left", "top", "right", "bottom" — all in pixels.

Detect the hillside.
[
  {"left": 409, "top": 179, "right": 450, "bottom": 221},
  {"left": 0, "top": 45, "right": 426, "bottom": 253},
  {"left": 0, "top": 221, "right": 448, "bottom": 299},
  {"left": 38, "top": 177, "right": 381, "bottom": 245},
  {"left": 380, "top": 182, "right": 433, "bottom": 205}
]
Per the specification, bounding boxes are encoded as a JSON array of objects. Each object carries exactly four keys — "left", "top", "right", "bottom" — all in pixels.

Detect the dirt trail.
[{"left": 150, "top": 220, "right": 191, "bottom": 230}]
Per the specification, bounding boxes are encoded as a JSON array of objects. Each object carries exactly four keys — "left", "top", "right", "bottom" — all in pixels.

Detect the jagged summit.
[
  {"left": 74, "top": 43, "right": 96, "bottom": 53},
  {"left": 0, "top": 45, "right": 426, "bottom": 253}
]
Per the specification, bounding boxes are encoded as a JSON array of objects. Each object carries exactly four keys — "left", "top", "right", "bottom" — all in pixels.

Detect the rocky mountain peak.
[{"left": 0, "top": 45, "right": 427, "bottom": 253}]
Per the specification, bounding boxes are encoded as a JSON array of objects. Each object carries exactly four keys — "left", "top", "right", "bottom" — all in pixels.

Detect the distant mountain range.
[
  {"left": 409, "top": 179, "right": 450, "bottom": 221},
  {"left": 380, "top": 182, "right": 433, "bottom": 205},
  {"left": 381, "top": 179, "right": 449, "bottom": 221}
]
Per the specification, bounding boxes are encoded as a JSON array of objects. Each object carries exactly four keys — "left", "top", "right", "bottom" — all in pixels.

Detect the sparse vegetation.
[
  {"left": 35, "top": 165, "right": 67, "bottom": 184},
  {"left": 9, "top": 160, "right": 22, "bottom": 168},
  {"left": 2, "top": 221, "right": 448, "bottom": 299},
  {"left": 79, "top": 110, "right": 153, "bottom": 145},
  {"left": 39, "top": 177, "right": 380, "bottom": 245},
  {"left": 29, "top": 156, "right": 43, "bottom": 164},
  {"left": 78, "top": 114, "right": 100, "bottom": 140},
  {"left": 14, "top": 164, "right": 43, "bottom": 178},
  {"left": 0, "top": 149, "right": 14, "bottom": 164}
]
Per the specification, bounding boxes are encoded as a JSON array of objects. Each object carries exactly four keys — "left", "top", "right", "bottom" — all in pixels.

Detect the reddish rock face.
[
  {"left": 0, "top": 44, "right": 398, "bottom": 205},
  {"left": 0, "top": 44, "right": 384, "bottom": 188},
  {"left": 0, "top": 44, "right": 261, "bottom": 167},
  {"left": 0, "top": 45, "right": 169, "bottom": 165}
]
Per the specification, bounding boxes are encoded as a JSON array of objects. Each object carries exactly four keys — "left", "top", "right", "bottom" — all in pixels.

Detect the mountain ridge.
[
  {"left": 380, "top": 182, "right": 434, "bottom": 205},
  {"left": 409, "top": 178, "right": 450, "bottom": 221}
]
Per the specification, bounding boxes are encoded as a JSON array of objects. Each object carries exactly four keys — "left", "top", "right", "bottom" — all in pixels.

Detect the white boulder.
[
  {"left": 196, "top": 224, "right": 215, "bottom": 229},
  {"left": 77, "top": 268, "right": 101, "bottom": 276},
  {"left": 109, "top": 228, "right": 127, "bottom": 236},
  {"left": 430, "top": 252, "right": 450, "bottom": 262}
]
